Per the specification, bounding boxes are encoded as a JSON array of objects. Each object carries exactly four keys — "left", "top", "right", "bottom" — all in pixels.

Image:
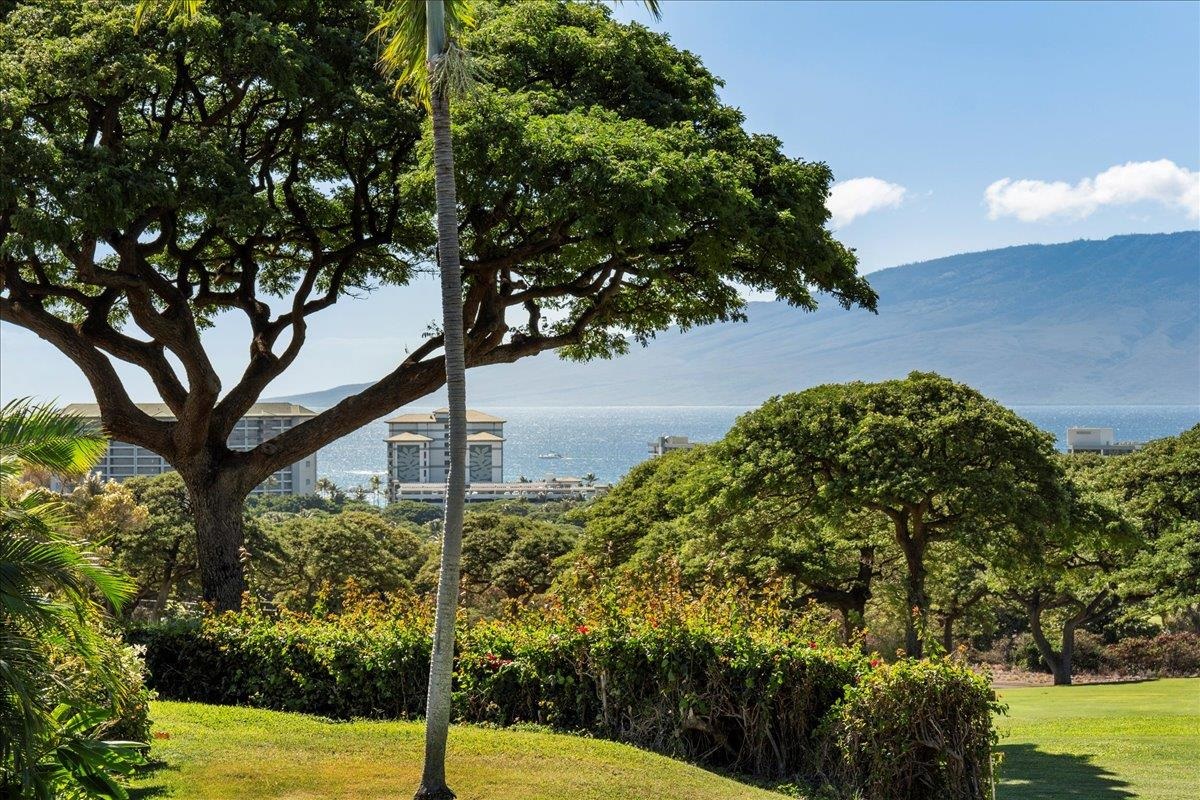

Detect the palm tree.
[
  {"left": 0, "top": 400, "right": 141, "bottom": 798},
  {"left": 372, "top": 4, "right": 475, "bottom": 795},
  {"left": 374, "top": 3, "right": 658, "bottom": 795}
]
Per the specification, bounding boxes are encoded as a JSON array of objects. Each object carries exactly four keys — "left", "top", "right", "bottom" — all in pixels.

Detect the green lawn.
[
  {"left": 129, "top": 701, "right": 778, "bottom": 800},
  {"left": 996, "top": 678, "right": 1200, "bottom": 800}
]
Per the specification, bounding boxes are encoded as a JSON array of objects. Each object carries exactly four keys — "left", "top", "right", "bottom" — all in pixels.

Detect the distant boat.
[{"left": 538, "top": 452, "right": 564, "bottom": 459}]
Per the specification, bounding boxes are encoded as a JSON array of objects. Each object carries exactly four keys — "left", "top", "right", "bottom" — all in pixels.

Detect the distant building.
[
  {"left": 1066, "top": 427, "right": 1144, "bottom": 455},
  {"left": 385, "top": 408, "right": 504, "bottom": 500},
  {"left": 63, "top": 403, "right": 318, "bottom": 494},
  {"left": 648, "top": 434, "right": 699, "bottom": 457}
]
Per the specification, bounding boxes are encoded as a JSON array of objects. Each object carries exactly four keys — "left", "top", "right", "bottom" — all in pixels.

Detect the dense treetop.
[{"left": 1, "top": 0, "right": 874, "bottom": 477}]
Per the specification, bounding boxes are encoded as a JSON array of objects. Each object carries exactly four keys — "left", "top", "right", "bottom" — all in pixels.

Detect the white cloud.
[
  {"left": 985, "top": 159, "right": 1200, "bottom": 222},
  {"left": 826, "top": 177, "right": 908, "bottom": 227}
]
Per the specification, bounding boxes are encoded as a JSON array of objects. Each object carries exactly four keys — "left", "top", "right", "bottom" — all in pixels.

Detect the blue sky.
[
  {"left": 614, "top": 0, "right": 1200, "bottom": 271},
  {"left": 2, "top": 0, "right": 1198, "bottom": 402}
]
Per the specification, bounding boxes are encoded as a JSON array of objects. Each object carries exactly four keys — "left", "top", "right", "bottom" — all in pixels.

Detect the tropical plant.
[
  {"left": 371, "top": 2, "right": 476, "bottom": 795},
  {"left": 0, "top": 400, "right": 144, "bottom": 798}
]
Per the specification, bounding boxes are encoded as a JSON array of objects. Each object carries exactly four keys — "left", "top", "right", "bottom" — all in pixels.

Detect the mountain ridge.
[{"left": 272, "top": 231, "right": 1200, "bottom": 408}]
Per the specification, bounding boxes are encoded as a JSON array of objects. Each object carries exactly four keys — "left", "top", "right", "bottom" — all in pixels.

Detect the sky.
[{"left": 2, "top": 0, "right": 1198, "bottom": 402}]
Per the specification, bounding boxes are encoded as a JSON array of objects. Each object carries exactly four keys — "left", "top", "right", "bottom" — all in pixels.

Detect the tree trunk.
[
  {"left": 151, "top": 545, "right": 178, "bottom": 624},
  {"left": 417, "top": 7, "right": 467, "bottom": 797},
  {"left": 187, "top": 476, "right": 248, "bottom": 613},
  {"left": 938, "top": 589, "right": 985, "bottom": 655},
  {"left": 941, "top": 613, "right": 955, "bottom": 656},
  {"left": 1026, "top": 598, "right": 1071, "bottom": 685},
  {"left": 896, "top": 526, "right": 928, "bottom": 658},
  {"left": 1059, "top": 622, "right": 1076, "bottom": 686}
]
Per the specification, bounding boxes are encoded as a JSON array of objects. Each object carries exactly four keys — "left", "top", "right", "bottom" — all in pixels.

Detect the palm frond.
[
  {"left": 613, "top": 0, "right": 663, "bottom": 21},
  {"left": 133, "top": 0, "right": 203, "bottom": 32},
  {"left": 0, "top": 399, "right": 107, "bottom": 479},
  {"left": 372, "top": 0, "right": 478, "bottom": 106}
]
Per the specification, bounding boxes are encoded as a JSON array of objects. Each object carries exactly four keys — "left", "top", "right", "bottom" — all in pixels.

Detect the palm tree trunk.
[{"left": 417, "top": 3, "right": 467, "bottom": 796}]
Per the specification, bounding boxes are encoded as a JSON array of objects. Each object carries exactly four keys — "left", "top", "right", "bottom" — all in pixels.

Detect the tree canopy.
[
  {"left": 1, "top": 0, "right": 874, "bottom": 608},
  {"left": 0, "top": 0, "right": 873, "bottom": 480}
]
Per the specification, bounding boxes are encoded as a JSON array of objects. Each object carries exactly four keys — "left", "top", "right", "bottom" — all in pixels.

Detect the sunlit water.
[{"left": 315, "top": 404, "right": 1200, "bottom": 491}]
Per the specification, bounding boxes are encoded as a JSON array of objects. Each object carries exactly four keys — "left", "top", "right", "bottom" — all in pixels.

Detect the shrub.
[
  {"left": 48, "top": 632, "right": 155, "bottom": 743},
  {"left": 819, "top": 659, "right": 1000, "bottom": 800},
  {"left": 457, "top": 614, "right": 865, "bottom": 779},
  {"left": 129, "top": 597, "right": 432, "bottom": 719},
  {"left": 1103, "top": 632, "right": 1200, "bottom": 676},
  {"left": 130, "top": 581, "right": 998, "bottom": 794}
]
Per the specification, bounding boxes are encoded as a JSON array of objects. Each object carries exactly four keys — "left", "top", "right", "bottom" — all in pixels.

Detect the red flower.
[
  {"left": 808, "top": 641, "right": 818, "bottom": 649},
  {"left": 870, "top": 658, "right": 881, "bottom": 668},
  {"left": 576, "top": 625, "right": 590, "bottom": 635}
]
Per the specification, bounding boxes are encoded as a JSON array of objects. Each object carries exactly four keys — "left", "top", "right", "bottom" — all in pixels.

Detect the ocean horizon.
[{"left": 315, "top": 403, "right": 1200, "bottom": 492}]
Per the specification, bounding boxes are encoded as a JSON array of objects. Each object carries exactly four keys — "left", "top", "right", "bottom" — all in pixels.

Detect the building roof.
[
  {"left": 63, "top": 402, "right": 316, "bottom": 419},
  {"left": 385, "top": 408, "right": 506, "bottom": 424},
  {"left": 466, "top": 431, "right": 505, "bottom": 442},
  {"left": 385, "top": 432, "right": 433, "bottom": 443}
]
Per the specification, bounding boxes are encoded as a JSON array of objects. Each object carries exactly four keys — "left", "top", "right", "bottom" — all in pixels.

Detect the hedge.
[
  {"left": 820, "top": 659, "right": 1001, "bottom": 800},
  {"left": 128, "top": 589, "right": 998, "bottom": 797}
]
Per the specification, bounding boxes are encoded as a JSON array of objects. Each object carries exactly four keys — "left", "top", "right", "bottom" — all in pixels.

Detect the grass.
[
  {"left": 131, "top": 678, "right": 1200, "bottom": 799},
  {"left": 996, "top": 677, "right": 1200, "bottom": 800},
  {"left": 129, "top": 701, "right": 779, "bottom": 800}
]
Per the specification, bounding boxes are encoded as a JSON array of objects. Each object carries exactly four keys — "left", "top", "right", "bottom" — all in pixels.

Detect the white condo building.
[
  {"left": 649, "top": 434, "right": 699, "bottom": 457},
  {"left": 64, "top": 403, "right": 318, "bottom": 495},
  {"left": 385, "top": 408, "right": 504, "bottom": 500},
  {"left": 1066, "top": 427, "right": 1144, "bottom": 456}
]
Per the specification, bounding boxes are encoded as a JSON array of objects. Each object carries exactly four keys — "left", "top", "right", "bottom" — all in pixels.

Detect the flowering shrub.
[
  {"left": 819, "top": 659, "right": 1001, "bottom": 800},
  {"left": 130, "top": 580, "right": 997, "bottom": 796}
]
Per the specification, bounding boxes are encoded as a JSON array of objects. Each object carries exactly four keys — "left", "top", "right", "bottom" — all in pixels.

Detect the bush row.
[
  {"left": 129, "top": 587, "right": 999, "bottom": 799},
  {"left": 1103, "top": 632, "right": 1200, "bottom": 676},
  {"left": 978, "top": 630, "right": 1200, "bottom": 677}
]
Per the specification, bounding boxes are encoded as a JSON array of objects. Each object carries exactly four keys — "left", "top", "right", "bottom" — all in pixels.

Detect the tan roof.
[
  {"left": 385, "top": 432, "right": 432, "bottom": 443},
  {"left": 63, "top": 402, "right": 316, "bottom": 419},
  {"left": 467, "top": 431, "right": 505, "bottom": 442},
  {"left": 387, "top": 411, "right": 439, "bottom": 423},
  {"left": 385, "top": 408, "right": 506, "bottom": 424}
]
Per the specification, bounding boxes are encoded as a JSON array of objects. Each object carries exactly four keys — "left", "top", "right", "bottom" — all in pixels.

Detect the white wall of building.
[
  {"left": 65, "top": 403, "right": 317, "bottom": 495},
  {"left": 385, "top": 408, "right": 505, "bottom": 500}
]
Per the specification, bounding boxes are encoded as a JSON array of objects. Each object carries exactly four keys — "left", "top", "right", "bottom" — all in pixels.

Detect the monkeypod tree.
[
  {"left": 717, "top": 372, "right": 1068, "bottom": 657},
  {"left": 1103, "top": 426, "right": 1200, "bottom": 628},
  {"left": 579, "top": 439, "right": 894, "bottom": 641},
  {"left": 987, "top": 460, "right": 1137, "bottom": 685},
  {"left": 0, "top": 0, "right": 874, "bottom": 610}
]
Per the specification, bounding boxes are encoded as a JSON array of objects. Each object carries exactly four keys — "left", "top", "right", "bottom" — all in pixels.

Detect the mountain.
[{"left": 275, "top": 232, "right": 1200, "bottom": 408}]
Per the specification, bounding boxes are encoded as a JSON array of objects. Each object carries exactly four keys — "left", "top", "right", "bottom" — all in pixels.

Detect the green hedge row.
[{"left": 129, "top": 601, "right": 998, "bottom": 798}]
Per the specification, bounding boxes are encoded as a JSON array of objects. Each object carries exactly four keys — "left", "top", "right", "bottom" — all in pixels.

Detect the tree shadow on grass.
[
  {"left": 128, "top": 759, "right": 175, "bottom": 799},
  {"left": 998, "top": 743, "right": 1135, "bottom": 799}
]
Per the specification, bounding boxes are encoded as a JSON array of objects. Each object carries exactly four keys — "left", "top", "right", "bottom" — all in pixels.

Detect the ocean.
[{"left": 315, "top": 404, "right": 1200, "bottom": 491}]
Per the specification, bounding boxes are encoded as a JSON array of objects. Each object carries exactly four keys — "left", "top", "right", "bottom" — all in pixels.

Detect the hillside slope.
[
  {"left": 279, "top": 232, "right": 1200, "bottom": 407},
  {"left": 133, "top": 701, "right": 780, "bottom": 800}
]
